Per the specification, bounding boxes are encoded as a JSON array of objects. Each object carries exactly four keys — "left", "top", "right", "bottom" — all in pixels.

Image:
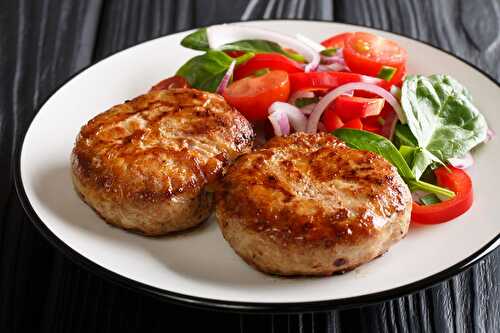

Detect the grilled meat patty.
[
  {"left": 72, "top": 88, "right": 254, "bottom": 236},
  {"left": 215, "top": 132, "right": 411, "bottom": 276}
]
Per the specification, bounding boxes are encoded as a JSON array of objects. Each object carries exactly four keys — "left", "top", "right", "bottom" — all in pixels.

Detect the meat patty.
[
  {"left": 71, "top": 88, "right": 254, "bottom": 236},
  {"left": 215, "top": 132, "right": 412, "bottom": 276}
]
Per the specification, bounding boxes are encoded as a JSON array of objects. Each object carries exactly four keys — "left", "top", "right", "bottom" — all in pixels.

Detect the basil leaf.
[
  {"left": 401, "top": 74, "right": 487, "bottom": 164},
  {"left": 220, "top": 40, "right": 305, "bottom": 62},
  {"left": 333, "top": 129, "right": 455, "bottom": 198},
  {"left": 176, "top": 51, "right": 253, "bottom": 92},
  {"left": 181, "top": 28, "right": 209, "bottom": 51},
  {"left": 333, "top": 128, "right": 415, "bottom": 180}
]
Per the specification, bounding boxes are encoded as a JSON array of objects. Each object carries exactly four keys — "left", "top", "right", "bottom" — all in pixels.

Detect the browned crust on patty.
[
  {"left": 71, "top": 88, "right": 254, "bottom": 235},
  {"left": 215, "top": 132, "right": 412, "bottom": 275}
]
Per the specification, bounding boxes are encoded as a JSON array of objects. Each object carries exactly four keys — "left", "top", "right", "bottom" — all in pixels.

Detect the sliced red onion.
[
  {"left": 206, "top": 25, "right": 319, "bottom": 72},
  {"left": 268, "top": 109, "right": 290, "bottom": 136},
  {"left": 317, "top": 63, "right": 348, "bottom": 72},
  {"left": 306, "top": 82, "right": 406, "bottom": 133},
  {"left": 380, "top": 108, "right": 398, "bottom": 140},
  {"left": 448, "top": 153, "right": 474, "bottom": 169},
  {"left": 269, "top": 102, "right": 307, "bottom": 132},
  {"left": 295, "top": 33, "right": 325, "bottom": 52},
  {"left": 215, "top": 59, "right": 236, "bottom": 94},
  {"left": 485, "top": 127, "right": 496, "bottom": 143},
  {"left": 288, "top": 90, "right": 315, "bottom": 105}
]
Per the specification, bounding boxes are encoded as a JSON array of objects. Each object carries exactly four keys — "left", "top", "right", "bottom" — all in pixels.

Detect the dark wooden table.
[{"left": 1, "top": 1, "right": 499, "bottom": 332}]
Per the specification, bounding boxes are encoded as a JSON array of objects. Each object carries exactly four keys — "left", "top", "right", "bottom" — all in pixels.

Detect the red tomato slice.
[
  {"left": 342, "top": 118, "right": 363, "bottom": 130},
  {"left": 289, "top": 71, "right": 391, "bottom": 93},
  {"left": 234, "top": 54, "right": 303, "bottom": 80},
  {"left": 411, "top": 166, "right": 474, "bottom": 224},
  {"left": 343, "top": 32, "right": 407, "bottom": 85},
  {"left": 321, "top": 32, "right": 353, "bottom": 49},
  {"left": 150, "top": 76, "right": 189, "bottom": 91},
  {"left": 322, "top": 110, "right": 344, "bottom": 132},
  {"left": 334, "top": 96, "right": 384, "bottom": 122},
  {"left": 223, "top": 70, "right": 290, "bottom": 122}
]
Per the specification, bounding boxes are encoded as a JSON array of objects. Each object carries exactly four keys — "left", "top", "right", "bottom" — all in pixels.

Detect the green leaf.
[
  {"left": 181, "top": 28, "right": 209, "bottom": 51},
  {"left": 399, "top": 145, "right": 415, "bottom": 165},
  {"left": 295, "top": 97, "right": 319, "bottom": 108},
  {"left": 401, "top": 74, "right": 487, "bottom": 168},
  {"left": 176, "top": 51, "right": 253, "bottom": 92},
  {"left": 333, "top": 129, "right": 415, "bottom": 180},
  {"left": 394, "top": 123, "right": 417, "bottom": 148},
  {"left": 220, "top": 40, "right": 305, "bottom": 62},
  {"left": 333, "top": 129, "right": 456, "bottom": 199},
  {"left": 420, "top": 193, "right": 441, "bottom": 205},
  {"left": 411, "top": 147, "right": 446, "bottom": 180},
  {"left": 407, "top": 179, "right": 455, "bottom": 199}
]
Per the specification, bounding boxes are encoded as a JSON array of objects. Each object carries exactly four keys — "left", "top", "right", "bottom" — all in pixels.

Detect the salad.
[{"left": 157, "top": 24, "right": 493, "bottom": 225}]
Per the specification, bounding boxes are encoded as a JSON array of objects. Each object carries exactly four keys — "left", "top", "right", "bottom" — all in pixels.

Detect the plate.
[{"left": 15, "top": 20, "right": 500, "bottom": 312}]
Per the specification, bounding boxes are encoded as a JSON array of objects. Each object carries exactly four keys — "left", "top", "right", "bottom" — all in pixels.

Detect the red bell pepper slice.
[
  {"left": 342, "top": 118, "right": 364, "bottom": 130},
  {"left": 334, "top": 95, "right": 385, "bottom": 122},
  {"left": 411, "top": 166, "right": 473, "bottom": 224},
  {"left": 289, "top": 71, "right": 391, "bottom": 93},
  {"left": 233, "top": 53, "right": 303, "bottom": 80}
]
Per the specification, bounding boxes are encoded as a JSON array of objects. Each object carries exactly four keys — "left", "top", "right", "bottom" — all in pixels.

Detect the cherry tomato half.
[
  {"left": 150, "top": 76, "right": 189, "bottom": 91},
  {"left": 234, "top": 53, "right": 303, "bottom": 80},
  {"left": 343, "top": 32, "right": 407, "bottom": 85},
  {"left": 223, "top": 70, "right": 290, "bottom": 122},
  {"left": 289, "top": 71, "right": 391, "bottom": 93},
  {"left": 321, "top": 32, "right": 353, "bottom": 49},
  {"left": 411, "top": 166, "right": 474, "bottom": 224}
]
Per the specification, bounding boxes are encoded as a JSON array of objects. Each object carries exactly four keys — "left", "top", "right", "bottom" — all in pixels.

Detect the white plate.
[{"left": 15, "top": 20, "right": 500, "bottom": 312}]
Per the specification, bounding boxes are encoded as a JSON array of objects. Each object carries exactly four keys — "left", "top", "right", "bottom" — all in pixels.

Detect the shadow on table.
[{"left": 33, "top": 164, "right": 287, "bottom": 288}]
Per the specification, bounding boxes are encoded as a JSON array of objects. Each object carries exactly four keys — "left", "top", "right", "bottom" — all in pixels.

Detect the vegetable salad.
[{"left": 161, "top": 24, "right": 492, "bottom": 224}]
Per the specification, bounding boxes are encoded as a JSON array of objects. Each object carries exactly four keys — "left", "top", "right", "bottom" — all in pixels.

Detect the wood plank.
[
  {"left": 336, "top": 1, "right": 500, "bottom": 332},
  {"left": 0, "top": 1, "right": 103, "bottom": 331},
  {"left": 0, "top": 0, "right": 498, "bottom": 332}
]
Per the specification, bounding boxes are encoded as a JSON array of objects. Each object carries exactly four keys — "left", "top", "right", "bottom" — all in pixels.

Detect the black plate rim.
[{"left": 13, "top": 19, "right": 500, "bottom": 314}]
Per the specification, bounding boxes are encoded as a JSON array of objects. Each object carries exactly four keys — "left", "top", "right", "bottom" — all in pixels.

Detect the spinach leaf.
[
  {"left": 401, "top": 74, "right": 487, "bottom": 171},
  {"left": 220, "top": 40, "right": 305, "bottom": 62},
  {"left": 181, "top": 28, "right": 209, "bottom": 51},
  {"left": 394, "top": 123, "right": 417, "bottom": 148},
  {"left": 333, "top": 128, "right": 415, "bottom": 180},
  {"left": 179, "top": 29, "right": 305, "bottom": 62},
  {"left": 333, "top": 129, "right": 455, "bottom": 198},
  {"left": 176, "top": 51, "right": 253, "bottom": 92}
]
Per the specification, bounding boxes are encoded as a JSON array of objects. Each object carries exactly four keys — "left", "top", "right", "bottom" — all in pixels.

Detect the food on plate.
[
  {"left": 215, "top": 132, "right": 412, "bottom": 276},
  {"left": 70, "top": 24, "right": 492, "bottom": 276},
  {"left": 71, "top": 88, "right": 254, "bottom": 235},
  {"left": 178, "top": 25, "right": 489, "bottom": 226}
]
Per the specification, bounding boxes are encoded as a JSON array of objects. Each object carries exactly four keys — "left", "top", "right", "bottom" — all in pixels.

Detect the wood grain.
[{"left": 0, "top": 0, "right": 498, "bottom": 332}]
